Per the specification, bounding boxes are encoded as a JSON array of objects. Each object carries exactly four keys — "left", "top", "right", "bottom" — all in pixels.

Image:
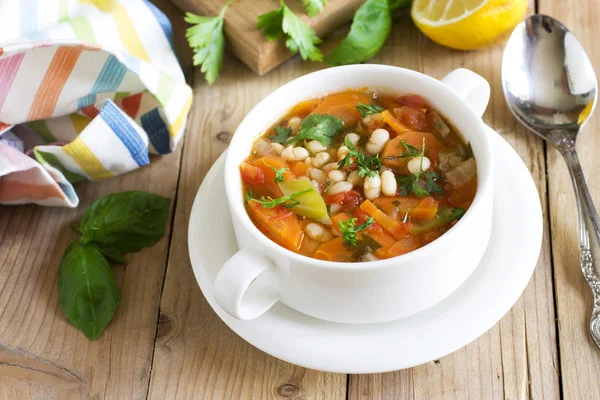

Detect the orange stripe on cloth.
[
  {"left": 0, "top": 179, "right": 65, "bottom": 201},
  {"left": 81, "top": 105, "right": 99, "bottom": 119},
  {"left": 120, "top": 93, "right": 142, "bottom": 118},
  {"left": 27, "top": 46, "right": 83, "bottom": 121}
]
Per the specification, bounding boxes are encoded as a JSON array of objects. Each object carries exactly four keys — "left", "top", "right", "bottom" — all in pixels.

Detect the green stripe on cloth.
[
  {"left": 59, "top": 0, "right": 69, "bottom": 22},
  {"left": 27, "top": 120, "right": 56, "bottom": 143},
  {"left": 34, "top": 149, "right": 86, "bottom": 183},
  {"left": 155, "top": 72, "right": 175, "bottom": 107},
  {"left": 113, "top": 91, "right": 131, "bottom": 101},
  {"left": 69, "top": 16, "right": 96, "bottom": 43}
]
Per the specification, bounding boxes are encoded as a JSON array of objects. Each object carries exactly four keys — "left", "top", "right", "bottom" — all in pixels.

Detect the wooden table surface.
[{"left": 1, "top": 0, "right": 600, "bottom": 398}]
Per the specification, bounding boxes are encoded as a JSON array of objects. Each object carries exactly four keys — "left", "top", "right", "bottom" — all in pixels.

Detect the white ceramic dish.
[
  {"left": 217, "top": 66, "right": 494, "bottom": 324},
  {"left": 188, "top": 126, "right": 542, "bottom": 373}
]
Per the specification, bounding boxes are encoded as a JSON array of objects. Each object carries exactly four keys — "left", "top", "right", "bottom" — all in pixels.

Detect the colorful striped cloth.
[{"left": 0, "top": 0, "right": 192, "bottom": 207}]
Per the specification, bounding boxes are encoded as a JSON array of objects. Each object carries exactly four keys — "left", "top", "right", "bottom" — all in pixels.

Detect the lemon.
[{"left": 411, "top": 0, "right": 528, "bottom": 50}]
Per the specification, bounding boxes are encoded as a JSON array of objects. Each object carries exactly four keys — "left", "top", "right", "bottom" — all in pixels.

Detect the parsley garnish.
[
  {"left": 269, "top": 126, "right": 292, "bottom": 144},
  {"left": 302, "top": 0, "right": 327, "bottom": 17},
  {"left": 384, "top": 140, "right": 420, "bottom": 161},
  {"left": 337, "top": 138, "right": 382, "bottom": 178},
  {"left": 284, "top": 114, "right": 343, "bottom": 147},
  {"left": 262, "top": 160, "right": 288, "bottom": 183},
  {"left": 184, "top": 0, "right": 233, "bottom": 85},
  {"left": 351, "top": 234, "right": 382, "bottom": 260},
  {"left": 356, "top": 101, "right": 384, "bottom": 117},
  {"left": 396, "top": 138, "right": 444, "bottom": 197},
  {"left": 244, "top": 190, "right": 254, "bottom": 203},
  {"left": 247, "top": 188, "right": 313, "bottom": 209},
  {"left": 257, "top": 1, "right": 323, "bottom": 61},
  {"left": 338, "top": 217, "right": 375, "bottom": 247}
]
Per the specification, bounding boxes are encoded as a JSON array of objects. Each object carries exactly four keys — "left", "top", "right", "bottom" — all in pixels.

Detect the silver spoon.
[{"left": 502, "top": 14, "right": 600, "bottom": 347}]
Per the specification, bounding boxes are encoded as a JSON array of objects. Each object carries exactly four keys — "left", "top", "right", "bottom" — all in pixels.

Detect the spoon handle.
[{"left": 563, "top": 149, "right": 600, "bottom": 348}]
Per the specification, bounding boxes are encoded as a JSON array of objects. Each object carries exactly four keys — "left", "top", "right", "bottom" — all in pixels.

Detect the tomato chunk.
[
  {"left": 240, "top": 163, "right": 264, "bottom": 185},
  {"left": 394, "top": 107, "right": 431, "bottom": 132},
  {"left": 397, "top": 94, "right": 427, "bottom": 109}
]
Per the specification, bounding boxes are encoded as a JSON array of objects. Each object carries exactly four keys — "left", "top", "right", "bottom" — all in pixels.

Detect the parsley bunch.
[
  {"left": 338, "top": 138, "right": 382, "bottom": 178},
  {"left": 396, "top": 138, "right": 444, "bottom": 198},
  {"left": 338, "top": 217, "right": 375, "bottom": 247}
]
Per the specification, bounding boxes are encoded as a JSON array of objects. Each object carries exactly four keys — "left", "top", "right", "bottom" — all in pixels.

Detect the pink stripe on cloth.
[
  {"left": 0, "top": 143, "right": 39, "bottom": 173},
  {"left": 0, "top": 53, "right": 25, "bottom": 110}
]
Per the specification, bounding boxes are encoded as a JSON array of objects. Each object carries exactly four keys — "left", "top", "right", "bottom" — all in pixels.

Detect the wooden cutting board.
[{"left": 171, "top": 0, "right": 363, "bottom": 76}]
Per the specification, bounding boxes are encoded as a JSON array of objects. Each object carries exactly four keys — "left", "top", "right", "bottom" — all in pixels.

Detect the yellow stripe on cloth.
[
  {"left": 62, "top": 138, "right": 113, "bottom": 180},
  {"left": 79, "top": 0, "right": 150, "bottom": 62},
  {"left": 70, "top": 113, "right": 91, "bottom": 133},
  {"left": 168, "top": 94, "right": 192, "bottom": 138}
]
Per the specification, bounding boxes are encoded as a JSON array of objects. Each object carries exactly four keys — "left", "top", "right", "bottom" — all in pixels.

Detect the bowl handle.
[
  {"left": 441, "top": 68, "right": 490, "bottom": 118},
  {"left": 213, "top": 247, "right": 280, "bottom": 320}
]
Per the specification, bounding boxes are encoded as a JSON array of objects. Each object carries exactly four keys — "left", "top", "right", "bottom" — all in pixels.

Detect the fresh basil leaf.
[
  {"left": 389, "top": 0, "right": 411, "bottom": 11},
  {"left": 97, "top": 245, "right": 127, "bottom": 264},
  {"left": 57, "top": 241, "right": 121, "bottom": 340},
  {"left": 78, "top": 191, "right": 170, "bottom": 254},
  {"left": 302, "top": 0, "right": 327, "bottom": 17},
  {"left": 72, "top": 222, "right": 82, "bottom": 233},
  {"left": 324, "top": 0, "right": 392, "bottom": 66}
]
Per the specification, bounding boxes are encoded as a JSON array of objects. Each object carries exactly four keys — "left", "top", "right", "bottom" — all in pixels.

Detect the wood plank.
[
  {"left": 349, "top": 4, "right": 560, "bottom": 399},
  {"left": 0, "top": 2, "right": 189, "bottom": 397},
  {"left": 0, "top": 146, "right": 182, "bottom": 398},
  {"left": 171, "top": 0, "right": 362, "bottom": 76},
  {"left": 147, "top": 49, "right": 346, "bottom": 400},
  {"left": 540, "top": 0, "right": 600, "bottom": 398}
]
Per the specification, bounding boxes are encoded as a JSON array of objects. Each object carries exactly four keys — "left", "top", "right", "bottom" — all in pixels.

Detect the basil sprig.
[{"left": 58, "top": 191, "right": 170, "bottom": 340}]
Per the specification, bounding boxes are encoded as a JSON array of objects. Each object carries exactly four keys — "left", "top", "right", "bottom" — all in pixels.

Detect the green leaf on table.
[
  {"left": 258, "top": 2, "right": 323, "bottom": 61},
  {"left": 77, "top": 191, "right": 170, "bottom": 254},
  {"left": 324, "top": 0, "right": 392, "bottom": 66},
  {"left": 302, "top": 0, "right": 328, "bottom": 17},
  {"left": 184, "top": 0, "right": 233, "bottom": 85},
  {"left": 284, "top": 114, "right": 343, "bottom": 147},
  {"left": 389, "top": 0, "right": 411, "bottom": 11},
  {"left": 96, "top": 245, "right": 127, "bottom": 264},
  {"left": 57, "top": 241, "right": 121, "bottom": 340}
]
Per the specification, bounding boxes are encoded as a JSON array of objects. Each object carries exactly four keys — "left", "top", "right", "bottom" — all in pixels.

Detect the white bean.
[
  {"left": 304, "top": 156, "right": 311, "bottom": 165},
  {"left": 310, "top": 179, "right": 320, "bottom": 190},
  {"left": 310, "top": 168, "right": 328, "bottom": 183},
  {"left": 312, "top": 152, "right": 331, "bottom": 168},
  {"left": 380, "top": 170, "right": 397, "bottom": 196},
  {"left": 345, "top": 133, "right": 360, "bottom": 146},
  {"left": 337, "top": 145, "right": 350, "bottom": 161},
  {"left": 407, "top": 156, "right": 431, "bottom": 174},
  {"left": 253, "top": 138, "right": 273, "bottom": 156},
  {"left": 347, "top": 170, "right": 363, "bottom": 186},
  {"left": 320, "top": 229, "right": 334, "bottom": 243},
  {"left": 365, "top": 128, "right": 390, "bottom": 155},
  {"left": 288, "top": 116, "right": 301, "bottom": 134},
  {"left": 329, "top": 203, "right": 342, "bottom": 214},
  {"left": 328, "top": 170, "right": 347, "bottom": 183},
  {"left": 293, "top": 147, "right": 309, "bottom": 161},
  {"left": 364, "top": 174, "right": 381, "bottom": 200},
  {"left": 281, "top": 145, "right": 295, "bottom": 161},
  {"left": 307, "top": 140, "right": 327, "bottom": 153},
  {"left": 270, "top": 142, "right": 284, "bottom": 155},
  {"left": 322, "top": 162, "right": 339, "bottom": 173},
  {"left": 305, "top": 222, "right": 325, "bottom": 241},
  {"left": 327, "top": 181, "right": 353, "bottom": 195},
  {"left": 361, "top": 252, "right": 380, "bottom": 262}
]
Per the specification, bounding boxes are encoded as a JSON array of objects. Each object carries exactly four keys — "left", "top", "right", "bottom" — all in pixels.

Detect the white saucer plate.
[{"left": 188, "top": 126, "right": 543, "bottom": 374}]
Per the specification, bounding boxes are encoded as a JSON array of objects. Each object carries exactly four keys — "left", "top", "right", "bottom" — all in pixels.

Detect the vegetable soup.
[{"left": 240, "top": 90, "right": 477, "bottom": 262}]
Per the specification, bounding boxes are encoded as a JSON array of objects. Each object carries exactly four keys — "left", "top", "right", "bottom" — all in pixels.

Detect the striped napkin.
[{"left": 0, "top": 0, "right": 192, "bottom": 207}]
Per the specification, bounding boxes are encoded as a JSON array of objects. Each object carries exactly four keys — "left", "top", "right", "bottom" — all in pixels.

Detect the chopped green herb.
[
  {"left": 396, "top": 138, "right": 444, "bottom": 197},
  {"left": 384, "top": 140, "right": 420, "bottom": 161},
  {"left": 284, "top": 114, "right": 343, "bottom": 147},
  {"left": 356, "top": 101, "right": 384, "bottom": 117},
  {"left": 270, "top": 126, "right": 292, "bottom": 144},
  {"left": 184, "top": 0, "right": 233, "bottom": 85},
  {"left": 257, "top": 1, "right": 323, "bottom": 61},
  {"left": 244, "top": 190, "right": 254, "bottom": 203},
  {"left": 391, "top": 200, "right": 400, "bottom": 207},
  {"left": 338, "top": 137, "right": 382, "bottom": 178},
  {"left": 263, "top": 160, "right": 288, "bottom": 183},
  {"left": 351, "top": 234, "right": 383, "bottom": 259},
  {"left": 247, "top": 188, "right": 313, "bottom": 209},
  {"left": 322, "top": 180, "right": 333, "bottom": 193},
  {"left": 438, "top": 207, "right": 466, "bottom": 223},
  {"left": 339, "top": 217, "right": 375, "bottom": 247}
]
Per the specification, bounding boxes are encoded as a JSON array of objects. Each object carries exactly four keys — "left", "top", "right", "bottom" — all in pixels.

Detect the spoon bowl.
[{"left": 502, "top": 14, "right": 600, "bottom": 348}]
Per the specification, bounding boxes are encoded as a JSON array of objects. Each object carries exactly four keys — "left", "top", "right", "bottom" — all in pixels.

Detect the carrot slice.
[
  {"left": 314, "top": 237, "right": 352, "bottom": 262},
  {"left": 385, "top": 236, "right": 421, "bottom": 258},
  {"left": 331, "top": 212, "right": 351, "bottom": 235},
  {"left": 359, "top": 200, "right": 411, "bottom": 240},
  {"left": 381, "top": 110, "right": 409, "bottom": 135},
  {"left": 247, "top": 201, "right": 303, "bottom": 251},
  {"left": 374, "top": 196, "right": 439, "bottom": 222},
  {"left": 250, "top": 155, "right": 295, "bottom": 197},
  {"left": 310, "top": 91, "right": 373, "bottom": 125},
  {"left": 287, "top": 161, "right": 311, "bottom": 177}
]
